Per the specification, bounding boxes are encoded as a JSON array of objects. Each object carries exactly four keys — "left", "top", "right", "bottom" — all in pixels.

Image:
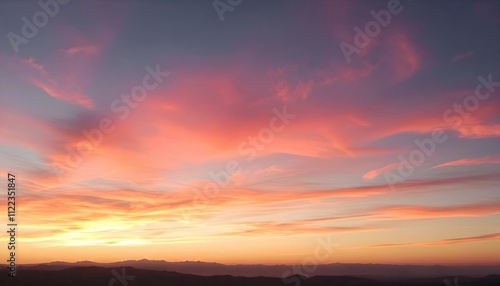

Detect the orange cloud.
[
  {"left": 376, "top": 202, "right": 500, "bottom": 219},
  {"left": 222, "top": 222, "right": 381, "bottom": 236},
  {"left": 372, "top": 232, "right": 500, "bottom": 248}
]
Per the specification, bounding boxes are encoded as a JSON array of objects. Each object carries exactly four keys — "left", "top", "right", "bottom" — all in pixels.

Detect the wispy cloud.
[
  {"left": 363, "top": 163, "right": 399, "bottom": 180},
  {"left": 432, "top": 155, "right": 500, "bottom": 169},
  {"left": 452, "top": 51, "right": 474, "bottom": 62},
  {"left": 375, "top": 201, "right": 500, "bottom": 220},
  {"left": 371, "top": 232, "right": 500, "bottom": 248}
]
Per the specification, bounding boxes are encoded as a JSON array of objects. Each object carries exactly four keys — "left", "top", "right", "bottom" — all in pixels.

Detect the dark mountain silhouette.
[
  {"left": 11, "top": 260, "right": 500, "bottom": 279},
  {"left": 0, "top": 267, "right": 499, "bottom": 286}
]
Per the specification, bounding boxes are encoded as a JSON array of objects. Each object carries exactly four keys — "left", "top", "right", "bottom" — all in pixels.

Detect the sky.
[{"left": 0, "top": 0, "right": 499, "bottom": 266}]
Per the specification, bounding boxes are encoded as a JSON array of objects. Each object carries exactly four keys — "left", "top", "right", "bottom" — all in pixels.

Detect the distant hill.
[
  {"left": 9, "top": 260, "right": 500, "bottom": 279},
  {"left": 0, "top": 267, "right": 499, "bottom": 286}
]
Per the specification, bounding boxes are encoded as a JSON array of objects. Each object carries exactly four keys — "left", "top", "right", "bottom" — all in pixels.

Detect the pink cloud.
[
  {"left": 388, "top": 32, "right": 422, "bottom": 81},
  {"left": 457, "top": 123, "right": 500, "bottom": 138},
  {"left": 30, "top": 77, "right": 94, "bottom": 108},
  {"left": 60, "top": 44, "right": 100, "bottom": 55},
  {"left": 432, "top": 155, "right": 500, "bottom": 169},
  {"left": 363, "top": 163, "right": 399, "bottom": 180},
  {"left": 17, "top": 51, "right": 97, "bottom": 108}
]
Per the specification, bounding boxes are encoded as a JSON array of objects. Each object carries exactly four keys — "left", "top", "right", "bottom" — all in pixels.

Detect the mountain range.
[
  {"left": 7, "top": 260, "right": 500, "bottom": 279},
  {"left": 1, "top": 266, "right": 500, "bottom": 286}
]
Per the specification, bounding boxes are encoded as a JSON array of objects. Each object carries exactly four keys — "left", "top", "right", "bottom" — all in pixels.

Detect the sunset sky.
[{"left": 0, "top": 0, "right": 499, "bottom": 266}]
